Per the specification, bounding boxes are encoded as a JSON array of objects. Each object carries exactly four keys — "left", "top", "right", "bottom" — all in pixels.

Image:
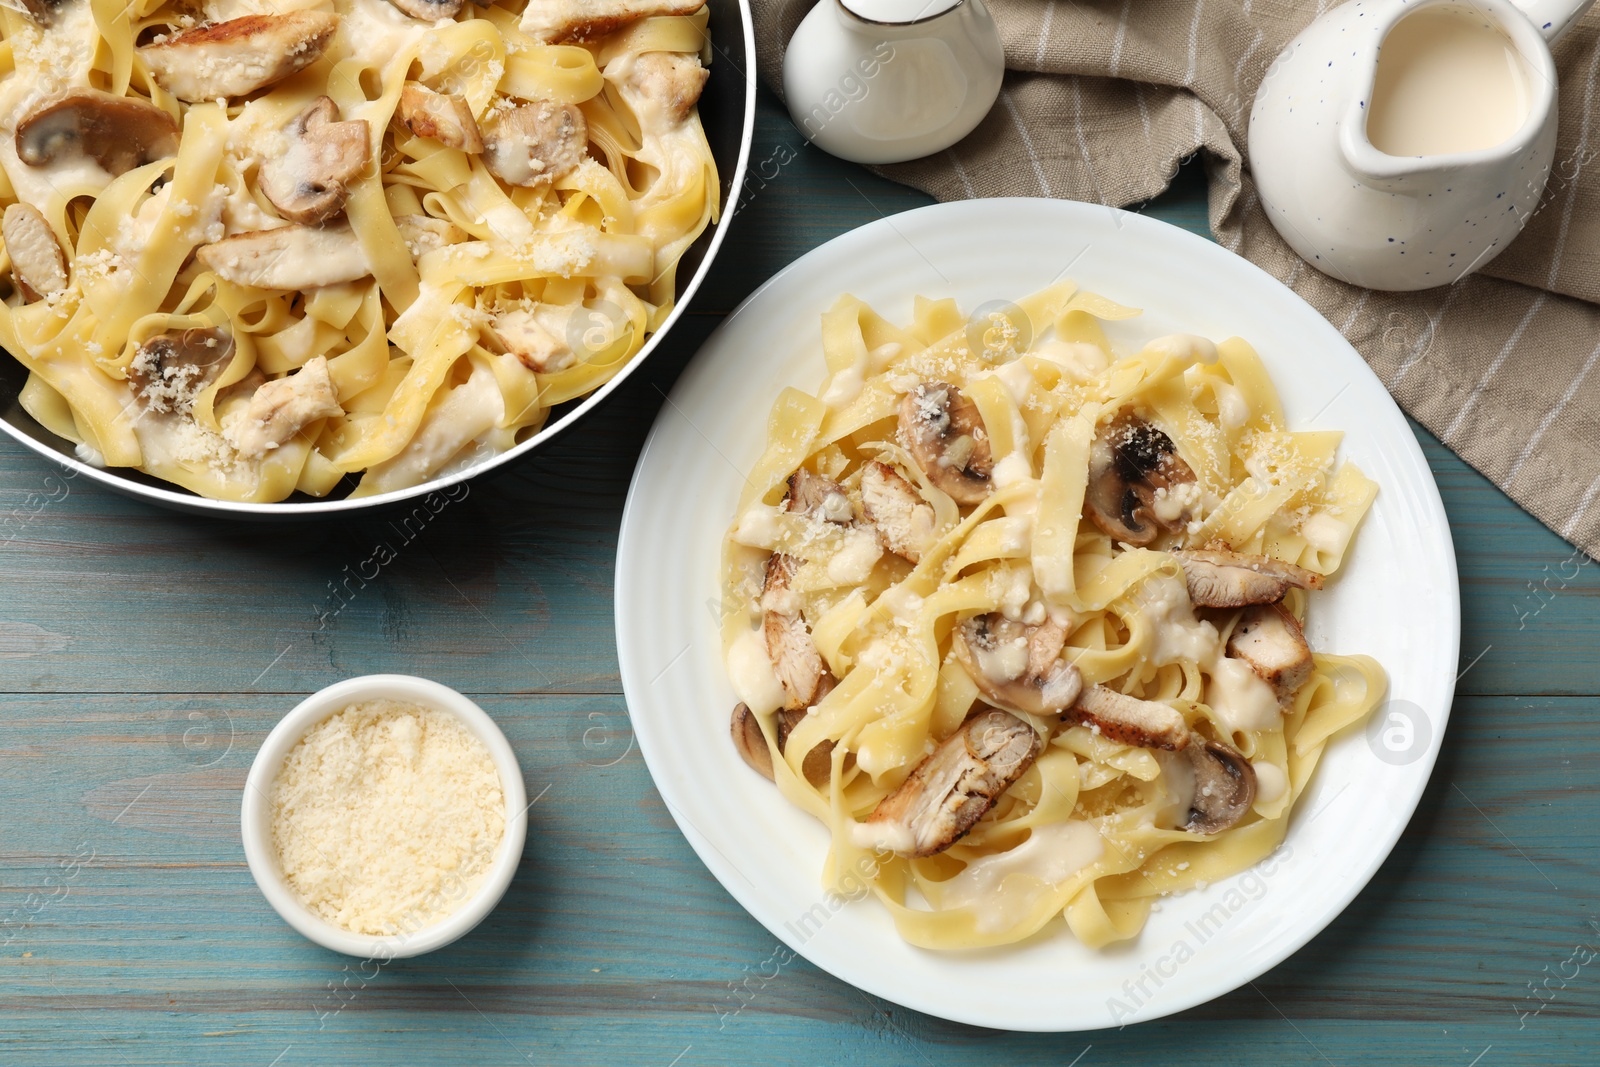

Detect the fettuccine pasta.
[
  {"left": 0, "top": 0, "right": 717, "bottom": 500},
  {"left": 722, "top": 283, "right": 1386, "bottom": 950}
]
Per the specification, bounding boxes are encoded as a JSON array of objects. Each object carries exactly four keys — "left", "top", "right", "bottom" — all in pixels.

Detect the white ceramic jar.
[{"left": 783, "top": 0, "right": 1005, "bottom": 165}]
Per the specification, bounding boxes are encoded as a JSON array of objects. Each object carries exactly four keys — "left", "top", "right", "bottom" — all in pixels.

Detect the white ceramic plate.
[{"left": 615, "top": 198, "right": 1459, "bottom": 1032}]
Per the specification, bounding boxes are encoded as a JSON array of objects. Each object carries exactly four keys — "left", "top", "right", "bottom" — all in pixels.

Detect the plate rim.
[{"left": 615, "top": 196, "right": 1460, "bottom": 1031}]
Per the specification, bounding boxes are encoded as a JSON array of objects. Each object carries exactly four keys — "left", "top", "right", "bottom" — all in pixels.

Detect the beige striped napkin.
[{"left": 753, "top": 0, "right": 1600, "bottom": 558}]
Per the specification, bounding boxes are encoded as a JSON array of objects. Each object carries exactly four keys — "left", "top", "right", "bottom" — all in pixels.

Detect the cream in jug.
[
  {"left": 1366, "top": 7, "right": 1533, "bottom": 157},
  {"left": 1249, "top": 0, "right": 1592, "bottom": 292}
]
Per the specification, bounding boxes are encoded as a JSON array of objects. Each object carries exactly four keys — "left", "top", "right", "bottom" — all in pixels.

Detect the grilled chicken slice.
[
  {"left": 481, "top": 100, "right": 587, "bottom": 187},
  {"left": 1179, "top": 737, "right": 1257, "bottom": 834},
  {"left": 952, "top": 612, "right": 1082, "bottom": 716},
  {"left": 15, "top": 90, "right": 179, "bottom": 176},
  {"left": 258, "top": 97, "right": 370, "bottom": 225},
  {"left": 899, "top": 381, "right": 992, "bottom": 505},
  {"left": 860, "top": 460, "right": 935, "bottom": 563},
  {"left": 127, "top": 328, "right": 234, "bottom": 414},
  {"left": 1069, "top": 684, "right": 1190, "bottom": 751},
  {"left": 1083, "top": 411, "right": 1197, "bottom": 546},
  {"left": 1226, "top": 603, "right": 1314, "bottom": 705},
  {"left": 858, "top": 708, "right": 1042, "bottom": 856},
  {"left": 521, "top": 0, "right": 706, "bottom": 42},
  {"left": 139, "top": 13, "right": 339, "bottom": 103},
  {"left": 761, "top": 553, "right": 832, "bottom": 711},
  {"left": 196, "top": 225, "right": 372, "bottom": 289},
  {"left": 223, "top": 355, "right": 342, "bottom": 458},
  {"left": 394, "top": 214, "right": 467, "bottom": 259},
  {"left": 481, "top": 306, "right": 576, "bottom": 372},
  {"left": 1175, "top": 544, "right": 1324, "bottom": 608},
  {"left": 785, "top": 467, "right": 853, "bottom": 524},
  {"left": 616, "top": 52, "right": 708, "bottom": 127},
  {"left": 2, "top": 204, "right": 67, "bottom": 301},
  {"left": 397, "top": 83, "right": 484, "bottom": 153}
]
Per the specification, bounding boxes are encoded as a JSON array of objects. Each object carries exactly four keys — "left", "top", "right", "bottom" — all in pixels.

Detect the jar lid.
[{"left": 838, "top": 0, "right": 962, "bottom": 25}]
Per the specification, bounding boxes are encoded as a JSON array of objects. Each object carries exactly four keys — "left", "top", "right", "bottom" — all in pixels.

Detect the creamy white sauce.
[
  {"left": 731, "top": 504, "right": 784, "bottom": 548},
  {"left": 973, "top": 628, "right": 1029, "bottom": 682},
  {"left": 933, "top": 821, "right": 1104, "bottom": 934},
  {"left": 1367, "top": 5, "right": 1531, "bottom": 157},
  {"left": 1138, "top": 574, "right": 1220, "bottom": 665},
  {"left": 991, "top": 358, "right": 1035, "bottom": 408},
  {"left": 1150, "top": 480, "right": 1201, "bottom": 524},
  {"left": 1212, "top": 381, "right": 1250, "bottom": 430},
  {"left": 1207, "top": 654, "right": 1282, "bottom": 734},
  {"left": 726, "top": 628, "right": 784, "bottom": 716},
  {"left": 991, "top": 452, "right": 1033, "bottom": 488},
  {"left": 1300, "top": 512, "right": 1350, "bottom": 554},
  {"left": 1145, "top": 333, "right": 1218, "bottom": 365},
  {"left": 992, "top": 564, "right": 1034, "bottom": 621},
  {"left": 1253, "top": 759, "right": 1288, "bottom": 805},
  {"left": 827, "top": 527, "right": 883, "bottom": 585}
]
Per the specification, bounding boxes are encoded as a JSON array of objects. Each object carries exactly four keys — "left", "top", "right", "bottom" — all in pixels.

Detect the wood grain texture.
[{"left": 0, "top": 90, "right": 1596, "bottom": 1065}]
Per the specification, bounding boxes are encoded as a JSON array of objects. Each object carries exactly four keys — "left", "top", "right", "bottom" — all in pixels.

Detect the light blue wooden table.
[{"left": 2, "top": 89, "right": 1597, "bottom": 1066}]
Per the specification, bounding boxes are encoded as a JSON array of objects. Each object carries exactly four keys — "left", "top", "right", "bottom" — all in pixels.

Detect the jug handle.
[{"left": 1514, "top": 0, "right": 1597, "bottom": 42}]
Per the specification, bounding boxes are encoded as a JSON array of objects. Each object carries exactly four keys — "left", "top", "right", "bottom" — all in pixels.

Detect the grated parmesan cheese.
[{"left": 269, "top": 700, "right": 506, "bottom": 937}]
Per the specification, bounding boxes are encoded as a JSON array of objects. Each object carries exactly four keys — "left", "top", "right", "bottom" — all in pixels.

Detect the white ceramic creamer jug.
[
  {"left": 783, "top": 0, "right": 1005, "bottom": 165},
  {"left": 1249, "top": 0, "right": 1596, "bottom": 292}
]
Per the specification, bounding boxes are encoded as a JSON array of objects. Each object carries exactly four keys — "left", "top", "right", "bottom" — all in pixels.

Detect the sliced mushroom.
[
  {"left": 14, "top": 0, "right": 63, "bottom": 27},
  {"left": 761, "top": 552, "right": 832, "bottom": 711},
  {"left": 394, "top": 214, "right": 467, "bottom": 260},
  {"left": 15, "top": 90, "right": 179, "bottom": 177},
  {"left": 858, "top": 708, "right": 1041, "bottom": 857},
  {"left": 127, "top": 327, "right": 235, "bottom": 415},
  {"left": 196, "top": 224, "right": 372, "bottom": 290},
  {"left": 1226, "top": 602, "right": 1314, "bottom": 705},
  {"left": 386, "top": 0, "right": 463, "bottom": 19},
  {"left": 480, "top": 100, "right": 587, "bottom": 188},
  {"left": 860, "top": 460, "right": 936, "bottom": 563},
  {"left": 138, "top": 12, "right": 339, "bottom": 102},
  {"left": 258, "top": 97, "right": 370, "bottom": 225},
  {"left": 1069, "top": 684, "right": 1190, "bottom": 751},
  {"left": 222, "top": 355, "right": 342, "bottom": 458},
  {"left": 785, "top": 467, "right": 852, "bottom": 524},
  {"left": 618, "top": 52, "right": 708, "bottom": 127},
  {"left": 481, "top": 306, "right": 576, "bottom": 373},
  {"left": 1174, "top": 544, "right": 1324, "bottom": 608},
  {"left": 776, "top": 706, "right": 834, "bottom": 786},
  {"left": 730, "top": 702, "right": 774, "bottom": 780},
  {"left": 520, "top": 0, "right": 706, "bottom": 43},
  {"left": 1181, "top": 738, "right": 1257, "bottom": 834},
  {"left": 1083, "top": 411, "right": 1197, "bottom": 546},
  {"left": 952, "top": 612, "right": 1082, "bottom": 716},
  {"left": 898, "top": 381, "right": 992, "bottom": 505},
  {"left": 2, "top": 204, "right": 67, "bottom": 302},
  {"left": 397, "top": 83, "right": 484, "bottom": 153}
]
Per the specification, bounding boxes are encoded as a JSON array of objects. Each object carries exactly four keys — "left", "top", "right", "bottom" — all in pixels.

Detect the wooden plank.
[
  {"left": 1, "top": 86, "right": 1597, "bottom": 1064},
  {"left": 0, "top": 692, "right": 1593, "bottom": 1061}
]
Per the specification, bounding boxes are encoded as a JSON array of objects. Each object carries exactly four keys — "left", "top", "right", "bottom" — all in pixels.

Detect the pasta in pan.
[
  {"left": 0, "top": 0, "right": 718, "bottom": 501},
  {"left": 721, "top": 283, "right": 1386, "bottom": 950}
]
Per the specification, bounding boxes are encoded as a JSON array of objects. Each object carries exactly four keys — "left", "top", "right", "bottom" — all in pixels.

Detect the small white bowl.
[{"left": 241, "top": 674, "right": 528, "bottom": 958}]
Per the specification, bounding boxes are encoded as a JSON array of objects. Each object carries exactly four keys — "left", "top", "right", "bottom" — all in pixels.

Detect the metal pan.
[{"left": 0, "top": 0, "right": 756, "bottom": 517}]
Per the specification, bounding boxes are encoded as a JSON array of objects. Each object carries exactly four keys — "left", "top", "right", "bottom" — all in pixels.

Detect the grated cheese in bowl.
[{"left": 269, "top": 700, "right": 506, "bottom": 937}]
